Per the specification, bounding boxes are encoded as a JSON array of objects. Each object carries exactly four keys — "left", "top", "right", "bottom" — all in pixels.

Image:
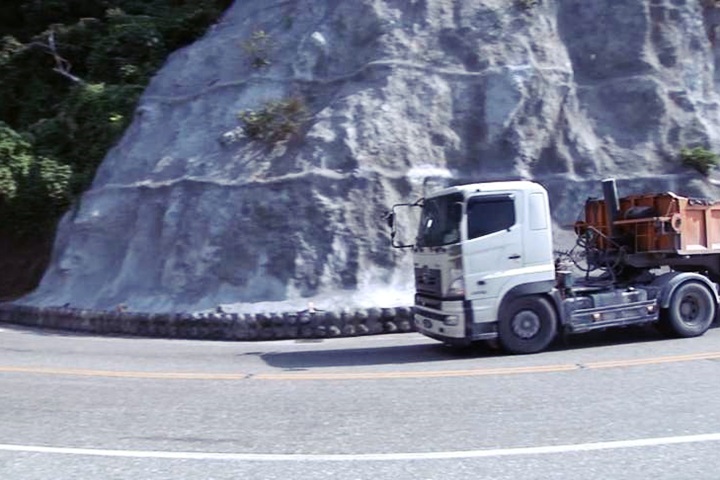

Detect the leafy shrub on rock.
[
  {"left": 239, "top": 97, "right": 309, "bottom": 143},
  {"left": 517, "top": 0, "right": 540, "bottom": 9},
  {"left": 680, "top": 147, "right": 719, "bottom": 176},
  {"left": 242, "top": 30, "right": 273, "bottom": 68}
]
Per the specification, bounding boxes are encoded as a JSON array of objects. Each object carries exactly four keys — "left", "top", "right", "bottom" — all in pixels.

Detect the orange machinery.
[
  {"left": 583, "top": 191, "right": 720, "bottom": 255},
  {"left": 575, "top": 180, "right": 720, "bottom": 282}
]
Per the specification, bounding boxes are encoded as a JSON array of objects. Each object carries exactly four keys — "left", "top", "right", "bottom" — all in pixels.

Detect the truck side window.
[{"left": 467, "top": 196, "right": 515, "bottom": 239}]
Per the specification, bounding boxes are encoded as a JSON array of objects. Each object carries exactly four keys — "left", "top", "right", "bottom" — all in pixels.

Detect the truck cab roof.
[{"left": 425, "top": 180, "right": 547, "bottom": 200}]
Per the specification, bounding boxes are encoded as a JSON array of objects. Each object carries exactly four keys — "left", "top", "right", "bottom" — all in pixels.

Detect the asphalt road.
[{"left": 1, "top": 323, "right": 719, "bottom": 480}]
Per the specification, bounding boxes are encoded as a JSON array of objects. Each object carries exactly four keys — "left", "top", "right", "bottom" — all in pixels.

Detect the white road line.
[{"left": 1, "top": 433, "right": 720, "bottom": 462}]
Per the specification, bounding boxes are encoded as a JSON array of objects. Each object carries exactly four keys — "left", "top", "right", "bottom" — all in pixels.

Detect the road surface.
[{"left": 1, "top": 324, "right": 719, "bottom": 479}]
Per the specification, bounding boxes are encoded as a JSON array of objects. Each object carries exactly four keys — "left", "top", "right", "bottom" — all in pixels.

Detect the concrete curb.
[{"left": 0, "top": 303, "right": 416, "bottom": 340}]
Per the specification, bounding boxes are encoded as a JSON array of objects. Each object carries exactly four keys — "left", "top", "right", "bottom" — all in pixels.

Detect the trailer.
[{"left": 386, "top": 178, "right": 719, "bottom": 354}]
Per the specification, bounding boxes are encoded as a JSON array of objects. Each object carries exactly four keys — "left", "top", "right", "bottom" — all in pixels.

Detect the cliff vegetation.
[{"left": 0, "top": 0, "right": 231, "bottom": 299}]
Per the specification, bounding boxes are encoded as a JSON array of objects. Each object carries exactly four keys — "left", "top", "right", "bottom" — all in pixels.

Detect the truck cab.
[{"left": 411, "top": 181, "right": 555, "bottom": 348}]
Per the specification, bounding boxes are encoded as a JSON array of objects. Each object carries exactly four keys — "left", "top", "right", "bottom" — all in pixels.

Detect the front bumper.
[
  {"left": 414, "top": 301, "right": 466, "bottom": 341},
  {"left": 413, "top": 297, "right": 498, "bottom": 344}
]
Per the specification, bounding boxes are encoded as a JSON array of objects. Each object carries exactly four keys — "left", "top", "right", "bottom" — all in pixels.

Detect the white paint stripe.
[{"left": 1, "top": 433, "right": 720, "bottom": 462}]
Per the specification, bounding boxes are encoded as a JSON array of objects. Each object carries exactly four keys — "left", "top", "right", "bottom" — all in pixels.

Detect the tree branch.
[{"left": 30, "top": 32, "right": 84, "bottom": 84}]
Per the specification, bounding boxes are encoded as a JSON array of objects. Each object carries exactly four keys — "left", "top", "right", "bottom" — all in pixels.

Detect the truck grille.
[
  {"left": 415, "top": 267, "right": 442, "bottom": 296},
  {"left": 415, "top": 294, "right": 442, "bottom": 310}
]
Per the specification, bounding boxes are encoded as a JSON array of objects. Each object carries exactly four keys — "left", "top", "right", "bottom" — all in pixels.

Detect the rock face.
[{"left": 22, "top": 0, "right": 720, "bottom": 312}]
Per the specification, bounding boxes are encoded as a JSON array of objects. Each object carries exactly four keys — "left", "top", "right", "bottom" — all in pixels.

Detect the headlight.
[
  {"left": 447, "top": 255, "right": 464, "bottom": 296},
  {"left": 443, "top": 315, "right": 459, "bottom": 326},
  {"left": 447, "top": 271, "right": 465, "bottom": 296}
]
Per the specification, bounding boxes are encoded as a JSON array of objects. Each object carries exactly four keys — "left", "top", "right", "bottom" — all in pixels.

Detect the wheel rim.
[
  {"left": 679, "top": 294, "right": 702, "bottom": 325},
  {"left": 511, "top": 310, "right": 541, "bottom": 339}
]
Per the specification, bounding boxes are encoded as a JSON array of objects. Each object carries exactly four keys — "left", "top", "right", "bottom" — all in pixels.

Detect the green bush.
[
  {"left": 238, "top": 97, "right": 309, "bottom": 143},
  {"left": 0, "top": 122, "right": 32, "bottom": 201},
  {"left": 0, "top": 36, "right": 22, "bottom": 66},
  {"left": 30, "top": 82, "right": 143, "bottom": 194},
  {"left": 0, "top": 0, "right": 232, "bottom": 205},
  {"left": 680, "top": 147, "right": 719, "bottom": 176},
  {"left": 0, "top": 122, "right": 71, "bottom": 233},
  {"left": 0, "top": 0, "right": 233, "bottom": 295},
  {"left": 87, "top": 11, "right": 167, "bottom": 83}
]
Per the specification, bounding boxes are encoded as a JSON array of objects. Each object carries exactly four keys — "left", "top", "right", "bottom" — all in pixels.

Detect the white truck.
[{"left": 386, "top": 179, "right": 720, "bottom": 353}]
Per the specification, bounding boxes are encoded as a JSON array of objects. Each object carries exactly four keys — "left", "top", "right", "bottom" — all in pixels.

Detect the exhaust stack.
[{"left": 602, "top": 178, "right": 620, "bottom": 239}]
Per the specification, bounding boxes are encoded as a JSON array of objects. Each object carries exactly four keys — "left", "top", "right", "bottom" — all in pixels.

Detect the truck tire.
[
  {"left": 659, "top": 281, "right": 715, "bottom": 338},
  {"left": 498, "top": 296, "right": 557, "bottom": 354}
]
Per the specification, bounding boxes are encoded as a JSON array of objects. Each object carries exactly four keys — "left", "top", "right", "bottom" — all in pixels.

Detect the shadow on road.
[
  {"left": 260, "top": 324, "right": 714, "bottom": 369},
  {"left": 552, "top": 325, "right": 668, "bottom": 351},
  {"left": 260, "top": 342, "right": 499, "bottom": 369}
]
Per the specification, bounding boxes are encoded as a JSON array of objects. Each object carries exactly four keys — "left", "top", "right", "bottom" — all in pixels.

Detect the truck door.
[{"left": 463, "top": 193, "right": 522, "bottom": 301}]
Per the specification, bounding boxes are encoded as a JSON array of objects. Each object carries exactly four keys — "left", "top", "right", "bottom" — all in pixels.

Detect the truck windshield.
[{"left": 416, "top": 192, "right": 463, "bottom": 247}]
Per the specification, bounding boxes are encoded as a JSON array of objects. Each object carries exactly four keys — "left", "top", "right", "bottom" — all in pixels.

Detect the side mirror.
[{"left": 384, "top": 201, "right": 421, "bottom": 249}]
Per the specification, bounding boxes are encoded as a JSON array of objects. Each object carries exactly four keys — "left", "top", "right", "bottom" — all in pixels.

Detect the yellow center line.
[
  {"left": 584, "top": 351, "right": 720, "bottom": 369},
  {"left": 0, "top": 351, "right": 718, "bottom": 381},
  {"left": 0, "top": 366, "right": 249, "bottom": 380}
]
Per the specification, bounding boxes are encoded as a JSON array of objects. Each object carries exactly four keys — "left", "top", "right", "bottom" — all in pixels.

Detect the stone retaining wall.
[{"left": 0, "top": 303, "right": 416, "bottom": 340}]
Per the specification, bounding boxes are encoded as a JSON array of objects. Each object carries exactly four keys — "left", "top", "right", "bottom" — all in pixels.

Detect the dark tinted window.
[{"left": 467, "top": 196, "right": 515, "bottom": 239}]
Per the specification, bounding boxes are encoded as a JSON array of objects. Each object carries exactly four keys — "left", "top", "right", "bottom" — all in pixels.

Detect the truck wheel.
[
  {"left": 498, "top": 296, "right": 557, "bottom": 354},
  {"left": 659, "top": 281, "right": 715, "bottom": 338}
]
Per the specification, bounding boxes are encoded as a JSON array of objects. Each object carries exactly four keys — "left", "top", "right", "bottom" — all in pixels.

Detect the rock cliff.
[{"left": 21, "top": 0, "right": 720, "bottom": 313}]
